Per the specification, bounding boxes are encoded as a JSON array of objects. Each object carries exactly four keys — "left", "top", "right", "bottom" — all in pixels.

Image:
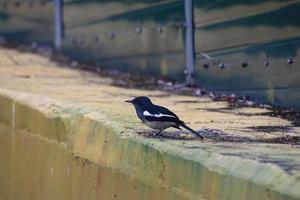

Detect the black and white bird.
[{"left": 126, "top": 96, "right": 204, "bottom": 139}]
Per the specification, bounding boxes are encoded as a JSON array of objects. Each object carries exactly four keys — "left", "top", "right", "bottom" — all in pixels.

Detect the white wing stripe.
[{"left": 143, "top": 110, "right": 176, "bottom": 118}]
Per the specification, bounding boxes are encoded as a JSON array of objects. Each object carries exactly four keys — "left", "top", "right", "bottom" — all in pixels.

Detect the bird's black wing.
[
  {"left": 143, "top": 105, "right": 182, "bottom": 123},
  {"left": 155, "top": 105, "right": 179, "bottom": 118},
  {"left": 144, "top": 115, "right": 179, "bottom": 122}
]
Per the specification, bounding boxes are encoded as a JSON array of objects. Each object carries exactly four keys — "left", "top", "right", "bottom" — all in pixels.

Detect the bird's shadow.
[
  {"left": 134, "top": 128, "right": 300, "bottom": 145},
  {"left": 136, "top": 128, "right": 252, "bottom": 142},
  {"left": 137, "top": 130, "right": 201, "bottom": 140},
  {"left": 137, "top": 129, "right": 253, "bottom": 143},
  {"left": 137, "top": 128, "right": 232, "bottom": 141}
]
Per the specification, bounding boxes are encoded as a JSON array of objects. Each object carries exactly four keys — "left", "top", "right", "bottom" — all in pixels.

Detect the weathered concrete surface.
[{"left": 0, "top": 47, "right": 300, "bottom": 200}]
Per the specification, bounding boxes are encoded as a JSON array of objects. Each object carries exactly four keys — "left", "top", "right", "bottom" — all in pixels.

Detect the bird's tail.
[{"left": 180, "top": 123, "right": 204, "bottom": 139}]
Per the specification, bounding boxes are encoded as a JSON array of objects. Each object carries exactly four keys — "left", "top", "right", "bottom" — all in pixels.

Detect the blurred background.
[{"left": 0, "top": 0, "right": 299, "bottom": 110}]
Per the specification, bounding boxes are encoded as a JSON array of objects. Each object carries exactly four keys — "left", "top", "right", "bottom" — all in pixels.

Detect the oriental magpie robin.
[{"left": 126, "top": 96, "right": 204, "bottom": 139}]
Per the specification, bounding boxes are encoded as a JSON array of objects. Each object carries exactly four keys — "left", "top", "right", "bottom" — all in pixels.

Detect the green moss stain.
[{"left": 0, "top": 95, "right": 12, "bottom": 126}]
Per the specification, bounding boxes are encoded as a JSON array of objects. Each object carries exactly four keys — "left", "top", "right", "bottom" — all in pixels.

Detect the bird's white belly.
[{"left": 143, "top": 120, "right": 175, "bottom": 130}]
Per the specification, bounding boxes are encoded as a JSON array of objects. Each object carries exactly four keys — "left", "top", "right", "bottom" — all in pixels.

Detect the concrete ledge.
[
  {"left": 0, "top": 89, "right": 300, "bottom": 200},
  {"left": 0, "top": 47, "right": 299, "bottom": 200}
]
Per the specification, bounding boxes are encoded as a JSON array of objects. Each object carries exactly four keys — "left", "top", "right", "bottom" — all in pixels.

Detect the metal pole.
[
  {"left": 54, "top": 0, "right": 63, "bottom": 51},
  {"left": 184, "top": 0, "right": 195, "bottom": 86}
]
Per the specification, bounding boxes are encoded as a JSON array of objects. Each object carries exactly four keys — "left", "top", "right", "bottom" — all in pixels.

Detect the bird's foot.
[
  {"left": 155, "top": 129, "right": 165, "bottom": 137},
  {"left": 147, "top": 131, "right": 159, "bottom": 137},
  {"left": 147, "top": 130, "right": 164, "bottom": 138}
]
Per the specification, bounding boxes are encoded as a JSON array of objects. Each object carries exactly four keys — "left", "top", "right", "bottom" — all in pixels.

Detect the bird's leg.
[{"left": 156, "top": 129, "right": 165, "bottom": 137}]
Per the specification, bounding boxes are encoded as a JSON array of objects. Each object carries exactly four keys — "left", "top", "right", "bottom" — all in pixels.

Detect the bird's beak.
[{"left": 125, "top": 100, "right": 132, "bottom": 103}]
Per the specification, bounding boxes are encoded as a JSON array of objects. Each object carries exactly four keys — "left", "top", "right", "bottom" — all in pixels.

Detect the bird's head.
[{"left": 125, "top": 96, "right": 152, "bottom": 106}]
